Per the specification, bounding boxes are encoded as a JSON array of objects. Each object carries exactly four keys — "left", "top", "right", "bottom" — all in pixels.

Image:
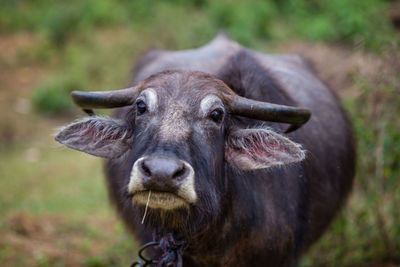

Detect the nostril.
[
  {"left": 141, "top": 156, "right": 186, "bottom": 181},
  {"left": 172, "top": 165, "right": 185, "bottom": 179},
  {"left": 141, "top": 161, "right": 152, "bottom": 177}
]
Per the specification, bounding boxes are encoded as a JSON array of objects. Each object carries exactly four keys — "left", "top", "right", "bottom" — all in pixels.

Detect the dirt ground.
[{"left": 0, "top": 213, "right": 120, "bottom": 266}]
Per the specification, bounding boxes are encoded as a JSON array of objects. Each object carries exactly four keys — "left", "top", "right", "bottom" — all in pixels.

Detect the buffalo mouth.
[{"left": 132, "top": 190, "right": 190, "bottom": 210}]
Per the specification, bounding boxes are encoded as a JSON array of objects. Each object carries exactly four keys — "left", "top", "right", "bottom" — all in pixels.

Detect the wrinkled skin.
[{"left": 56, "top": 35, "right": 355, "bottom": 266}]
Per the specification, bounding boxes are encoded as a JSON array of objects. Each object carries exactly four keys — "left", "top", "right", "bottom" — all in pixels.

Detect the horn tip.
[
  {"left": 70, "top": 90, "right": 88, "bottom": 107},
  {"left": 70, "top": 90, "right": 85, "bottom": 101}
]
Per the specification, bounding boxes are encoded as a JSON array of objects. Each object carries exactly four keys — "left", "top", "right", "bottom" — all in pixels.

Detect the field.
[{"left": 1, "top": 0, "right": 400, "bottom": 266}]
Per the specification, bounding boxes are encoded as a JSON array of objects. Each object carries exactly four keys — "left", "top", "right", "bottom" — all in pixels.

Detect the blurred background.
[{"left": 0, "top": 0, "right": 399, "bottom": 266}]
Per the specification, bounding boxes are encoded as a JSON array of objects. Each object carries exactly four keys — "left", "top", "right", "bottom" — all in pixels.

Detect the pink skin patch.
[{"left": 225, "top": 128, "right": 305, "bottom": 170}]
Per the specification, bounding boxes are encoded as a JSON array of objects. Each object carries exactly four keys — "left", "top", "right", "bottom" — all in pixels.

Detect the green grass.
[
  {"left": 0, "top": 144, "right": 106, "bottom": 216},
  {"left": 0, "top": 142, "right": 140, "bottom": 266}
]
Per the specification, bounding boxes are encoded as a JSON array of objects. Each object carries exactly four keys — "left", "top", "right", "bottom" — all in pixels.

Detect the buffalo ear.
[
  {"left": 55, "top": 116, "right": 133, "bottom": 159},
  {"left": 225, "top": 128, "right": 305, "bottom": 170}
]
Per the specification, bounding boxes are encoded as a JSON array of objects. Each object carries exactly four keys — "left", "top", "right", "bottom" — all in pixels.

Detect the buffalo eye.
[
  {"left": 136, "top": 100, "right": 147, "bottom": 115},
  {"left": 209, "top": 108, "right": 224, "bottom": 124}
]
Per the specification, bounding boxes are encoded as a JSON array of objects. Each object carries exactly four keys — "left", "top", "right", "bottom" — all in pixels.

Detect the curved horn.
[
  {"left": 228, "top": 95, "right": 311, "bottom": 133},
  {"left": 71, "top": 87, "right": 138, "bottom": 109}
]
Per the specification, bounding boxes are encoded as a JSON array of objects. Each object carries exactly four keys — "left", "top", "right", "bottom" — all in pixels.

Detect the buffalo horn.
[
  {"left": 228, "top": 95, "right": 311, "bottom": 133},
  {"left": 71, "top": 87, "right": 138, "bottom": 115},
  {"left": 70, "top": 86, "right": 310, "bottom": 132}
]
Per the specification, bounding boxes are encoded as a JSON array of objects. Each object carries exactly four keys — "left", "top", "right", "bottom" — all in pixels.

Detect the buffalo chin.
[{"left": 132, "top": 191, "right": 190, "bottom": 210}]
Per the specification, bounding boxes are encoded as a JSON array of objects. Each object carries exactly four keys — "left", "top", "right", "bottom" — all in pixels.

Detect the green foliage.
[
  {"left": 207, "top": 0, "right": 277, "bottom": 45},
  {"left": 5, "top": 0, "right": 393, "bottom": 114},
  {"left": 32, "top": 77, "right": 78, "bottom": 114},
  {"left": 274, "top": 0, "right": 395, "bottom": 50},
  {"left": 302, "top": 50, "right": 400, "bottom": 266},
  {"left": 0, "top": 0, "right": 125, "bottom": 46},
  {"left": 0, "top": 0, "right": 396, "bottom": 49}
]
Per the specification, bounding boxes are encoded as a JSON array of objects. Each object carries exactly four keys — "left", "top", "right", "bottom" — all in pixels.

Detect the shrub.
[{"left": 32, "top": 77, "right": 83, "bottom": 115}]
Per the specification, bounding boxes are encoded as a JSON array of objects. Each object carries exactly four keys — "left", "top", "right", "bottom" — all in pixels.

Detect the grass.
[
  {"left": 0, "top": 146, "right": 104, "bottom": 216},
  {"left": 0, "top": 140, "right": 140, "bottom": 266}
]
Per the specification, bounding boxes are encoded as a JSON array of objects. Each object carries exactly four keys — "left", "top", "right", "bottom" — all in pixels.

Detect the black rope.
[
  {"left": 130, "top": 233, "right": 186, "bottom": 267},
  {"left": 130, "top": 241, "right": 159, "bottom": 267}
]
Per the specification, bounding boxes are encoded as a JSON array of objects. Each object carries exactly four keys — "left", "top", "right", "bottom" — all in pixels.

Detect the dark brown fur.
[{"left": 105, "top": 35, "right": 355, "bottom": 266}]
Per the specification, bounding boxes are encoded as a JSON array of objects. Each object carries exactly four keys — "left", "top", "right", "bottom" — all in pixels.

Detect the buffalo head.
[{"left": 56, "top": 70, "right": 310, "bottom": 230}]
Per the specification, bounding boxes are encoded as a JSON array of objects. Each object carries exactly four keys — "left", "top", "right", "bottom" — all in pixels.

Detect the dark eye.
[
  {"left": 136, "top": 100, "right": 147, "bottom": 115},
  {"left": 209, "top": 108, "right": 224, "bottom": 124}
]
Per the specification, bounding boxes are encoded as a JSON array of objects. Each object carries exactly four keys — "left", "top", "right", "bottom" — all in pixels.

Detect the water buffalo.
[{"left": 56, "top": 34, "right": 355, "bottom": 266}]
